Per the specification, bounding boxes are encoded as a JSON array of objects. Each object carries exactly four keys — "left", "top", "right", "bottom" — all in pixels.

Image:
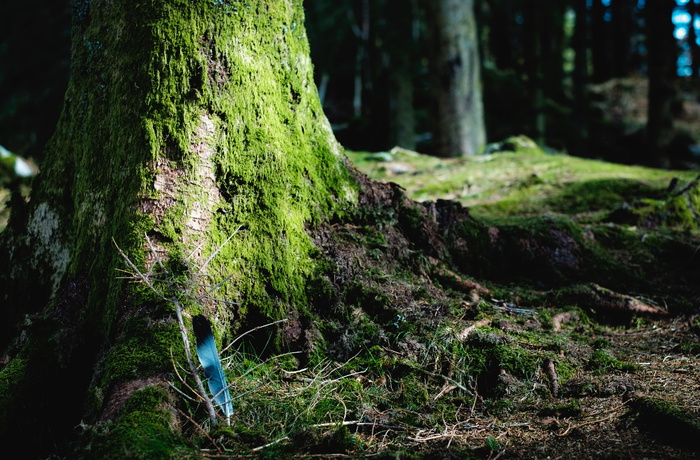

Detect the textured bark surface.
[
  {"left": 646, "top": 0, "right": 677, "bottom": 165},
  {"left": 0, "top": 1, "right": 355, "bottom": 455},
  {"left": 424, "top": 0, "right": 486, "bottom": 157}
]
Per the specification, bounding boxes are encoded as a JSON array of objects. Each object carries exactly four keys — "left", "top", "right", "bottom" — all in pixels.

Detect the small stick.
[
  {"left": 251, "top": 436, "right": 290, "bottom": 452},
  {"left": 221, "top": 318, "right": 288, "bottom": 354},
  {"left": 113, "top": 238, "right": 218, "bottom": 426},
  {"left": 543, "top": 357, "right": 559, "bottom": 398}
]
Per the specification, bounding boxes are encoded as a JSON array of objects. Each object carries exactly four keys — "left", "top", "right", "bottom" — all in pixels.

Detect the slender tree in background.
[
  {"left": 522, "top": 0, "right": 546, "bottom": 144},
  {"left": 590, "top": 0, "right": 618, "bottom": 83},
  {"left": 571, "top": 0, "right": 591, "bottom": 154},
  {"left": 685, "top": 0, "right": 700, "bottom": 78},
  {"left": 646, "top": 0, "right": 677, "bottom": 166},
  {"left": 590, "top": 0, "right": 639, "bottom": 81},
  {"left": 481, "top": 0, "right": 521, "bottom": 72},
  {"left": 611, "top": 0, "right": 637, "bottom": 78},
  {"left": 0, "top": 0, "right": 356, "bottom": 455},
  {"left": 386, "top": 0, "right": 417, "bottom": 150},
  {"left": 423, "top": 0, "right": 486, "bottom": 157},
  {"left": 541, "top": 3, "right": 568, "bottom": 100},
  {"left": 521, "top": 0, "right": 567, "bottom": 145}
]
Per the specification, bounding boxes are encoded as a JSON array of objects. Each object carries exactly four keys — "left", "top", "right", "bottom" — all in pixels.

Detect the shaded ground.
[
  {"left": 157, "top": 142, "right": 700, "bottom": 458},
  {"left": 10, "top": 139, "right": 698, "bottom": 459},
  {"left": 250, "top": 143, "right": 699, "bottom": 459}
]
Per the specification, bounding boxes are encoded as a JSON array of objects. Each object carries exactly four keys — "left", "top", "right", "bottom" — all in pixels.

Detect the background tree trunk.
[
  {"left": 591, "top": 0, "right": 613, "bottom": 83},
  {"left": 0, "top": 1, "right": 355, "bottom": 456},
  {"left": 646, "top": 0, "right": 677, "bottom": 166},
  {"left": 571, "top": 0, "right": 591, "bottom": 156},
  {"left": 611, "top": 0, "right": 636, "bottom": 78},
  {"left": 423, "top": 0, "right": 486, "bottom": 157},
  {"left": 687, "top": 0, "right": 700, "bottom": 78},
  {"left": 387, "top": 0, "right": 417, "bottom": 150}
]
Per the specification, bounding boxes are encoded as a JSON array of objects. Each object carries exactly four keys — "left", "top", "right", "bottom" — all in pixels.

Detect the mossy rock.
[
  {"left": 606, "top": 176, "right": 700, "bottom": 233},
  {"left": 485, "top": 135, "right": 544, "bottom": 155}
]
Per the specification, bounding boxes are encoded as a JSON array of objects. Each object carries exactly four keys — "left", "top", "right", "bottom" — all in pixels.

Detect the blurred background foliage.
[
  {"left": 306, "top": 0, "right": 700, "bottom": 166},
  {"left": 2, "top": 0, "right": 700, "bottom": 228}
]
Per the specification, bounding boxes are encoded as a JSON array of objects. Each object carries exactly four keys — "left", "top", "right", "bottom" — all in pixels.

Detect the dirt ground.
[{"left": 371, "top": 318, "right": 700, "bottom": 459}]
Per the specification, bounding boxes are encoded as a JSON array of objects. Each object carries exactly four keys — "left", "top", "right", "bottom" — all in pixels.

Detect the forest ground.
[
  {"left": 326, "top": 144, "right": 700, "bottom": 459},
  {"left": 182, "top": 142, "right": 700, "bottom": 459},
  {"left": 3, "top": 79, "right": 700, "bottom": 458}
]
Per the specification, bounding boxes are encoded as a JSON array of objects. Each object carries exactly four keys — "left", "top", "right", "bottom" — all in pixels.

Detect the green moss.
[
  {"left": 102, "top": 317, "right": 182, "bottom": 386},
  {"left": 598, "top": 178, "right": 700, "bottom": 234},
  {"left": 400, "top": 377, "right": 431, "bottom": 409},
  {"left": 664, "top": 180, "right": 700, "bottom": 233},
  {"left": 82, "top": 386, "right": 183, "bottom": 459},
  {"left": 346, "top": 144, "right": 694, "bottom": 220},
  {"left": 545, "top": 178, "right": 664, "bottom": 215},
  {"left": 491, "top": 135, "right": 545, "bottom": 156},
  {"left": 446, "top": 332, "right": 539, "bottom": 389},
  {"left": 631, "top": 396, "right": 700, "bottom": 451},
  {"left": 554, "top": 359, "right": 577, "bottom": 384},
  {"left": 0, "top": 355, "right": 28, "bottom": 436},
  {"left": 677, "top": 342, "right": 700, "bottom": 355},
  {"left": 540, "top": 399, "right": 581, "bottom": 417},
  {"left": 588, "top": 349, "right": 639, "bottom": 374}
]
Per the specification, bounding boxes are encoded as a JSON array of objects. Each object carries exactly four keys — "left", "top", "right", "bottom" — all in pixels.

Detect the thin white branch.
[{"left": 221, "top": 318, "right": 288, "bottom": 354}]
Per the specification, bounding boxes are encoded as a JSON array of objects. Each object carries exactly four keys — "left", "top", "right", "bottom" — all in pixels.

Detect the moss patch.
[
  {"left": 80, "top": 386, "right": 183, "bottom": 459},
  {"left": 631, "top": 395, "right": 700, "bottom": 452}
]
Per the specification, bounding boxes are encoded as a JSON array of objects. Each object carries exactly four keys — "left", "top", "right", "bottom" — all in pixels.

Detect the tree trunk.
[
  {"left": 646, "top": 0, "right": 677, "bottom": 166},
  {"left": 687, "top": 0, "right": 700, "bottom": 78},
  {"left": 590, "top": 0, "right": 613, "bottom": 83},
  {"left": 522, "top": 0, "right": 546, "bottom": 145},
  {"left": 0, "top": 1, "right": 355, "bottom": 456},
  {"left": 611, "top": 0, "right": 636, "bottom": 78},
  {"left": 571, "top": 0, "right": 591, "bottom": 155},
  {"left": 539, "top": 1, "right": 567, "bottom": 103},
  {"left": 423, "top": 0, "right": 486, "bottom": 157},
  {"left": 484, "top": 0, "right": 519, "bottom": 71},
  {"left": 387, "top": 0, "right": 416, "bottom": 150}
]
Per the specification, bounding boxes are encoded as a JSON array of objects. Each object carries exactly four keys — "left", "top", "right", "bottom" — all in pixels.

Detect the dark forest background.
[{"left": 2, "top": 0, "right": 700, "bottom": 171}]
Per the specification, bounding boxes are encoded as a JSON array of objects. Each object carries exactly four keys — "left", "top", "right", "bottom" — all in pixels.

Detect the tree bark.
[
  {"left": 423, "top": 0, "right": 486, "bottom": 157},
  {"left": 646, "top": 0, "right": 677, "bottom": 166},
  {"left": 611, "top": 0, "right": 636, "bottom": 78},
  {"left": 571, "top": 0, "right": 591, "bottom": 154},
  {"left": 591, "top": 0, "right": 613, "bottom": 83},
  {"left": 0, "top": 1, "right": 355, "bottom": 456},
  {"left": 387, "top": 0, "right": 417, "bottom": 150},
  {"left": 687, "top": 0, "right": 700, "bottom": 78}
]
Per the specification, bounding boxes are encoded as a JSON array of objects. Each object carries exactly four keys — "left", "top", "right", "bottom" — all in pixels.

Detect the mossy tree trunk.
[{"left": 0, "top": 0, "right": 356, "bottom": 456}]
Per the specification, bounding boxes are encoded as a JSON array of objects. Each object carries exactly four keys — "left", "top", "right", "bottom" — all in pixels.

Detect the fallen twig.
[
  {"left": 556, "top": 402, "right": 629, "bottom": 436},
  {"left": 543, "top": 357, "right": 559, "bottom": 398}
]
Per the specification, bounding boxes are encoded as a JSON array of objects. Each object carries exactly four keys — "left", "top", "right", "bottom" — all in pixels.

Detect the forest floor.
[
  {"left": 199, "top": 143, "right": 700, "bottom": 459},
  {"left": 343, "top": 144, "right": 700, "bottom": 459},
  {"left": 4, "top": 80, "right": 700, "bottom": 457}
]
